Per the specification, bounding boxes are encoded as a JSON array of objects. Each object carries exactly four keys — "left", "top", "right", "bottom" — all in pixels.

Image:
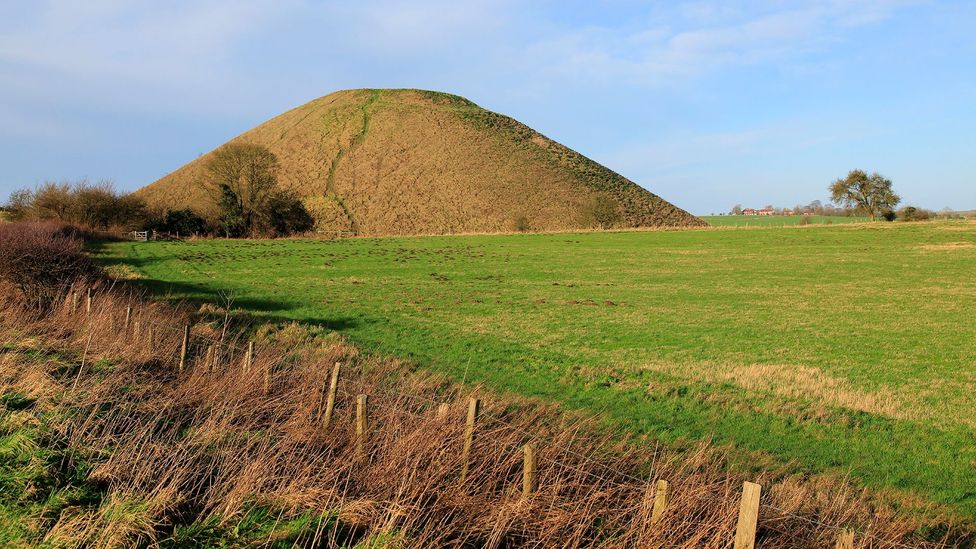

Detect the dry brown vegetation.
[
  {"left": 137, "top": 89, "right": 704, "bottom": 237},
  {"left": 1, "top": 279, "right": 967, "bottom": 548}
]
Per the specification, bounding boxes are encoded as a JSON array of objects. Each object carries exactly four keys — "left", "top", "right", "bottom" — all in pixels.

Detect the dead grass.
[
  {"left": 0, "top": 283, "right": 966, "bottom": 548},
  {"left": 640, "top": 361, "right": 913, "bottom": 423},
  {"left": 918, "top": 242, "right": 975, "bottom": 251}
]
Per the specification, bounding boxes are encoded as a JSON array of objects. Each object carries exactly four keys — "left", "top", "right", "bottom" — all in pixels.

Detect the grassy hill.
[{"left": 138, "top": 89, "right": 704, "bottom": 236}]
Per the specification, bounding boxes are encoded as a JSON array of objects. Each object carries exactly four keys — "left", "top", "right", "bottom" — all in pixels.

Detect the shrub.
[
  {"left": 154, "top": 209, "right": 209, "bottom": 236},
  {"left": 897, "top": 206, "right": 933, "bottom": 222},
  {"left": 0, "top": 221, "right": 95, "bottom": 309},
  {"left": 585, "top": 195, "right": 621, "bottom": 229},
  {"left": 798, "top": 216, "right": 812, "bottom": 226},
  {"left": 262, "top": 190, "right": 314, "bottom": 237},
  {"left": 514, "top": 215, "right": 531, "bottom": 232}
]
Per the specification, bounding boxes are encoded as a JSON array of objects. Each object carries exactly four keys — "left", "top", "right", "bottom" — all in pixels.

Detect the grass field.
[
  {"left": 97, "top": 221, "right": 976, "bottom": 515},
  {"left": 701, "top": 215, "right": 869, "bottom": 226}
]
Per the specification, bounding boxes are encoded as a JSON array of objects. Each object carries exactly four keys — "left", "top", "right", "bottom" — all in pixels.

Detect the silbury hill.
[{"left": 138, "top": 89, "right": 704, "bottom": 236}]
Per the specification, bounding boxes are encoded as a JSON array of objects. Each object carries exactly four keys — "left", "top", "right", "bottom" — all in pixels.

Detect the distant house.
[
  {"left": 783, "top": 209, "right": 795, "bottom": 216},
  {"left": 742, "top": 208, "right": 757, "bottom": 215},
  {"left": 757, "top": 208, "right": 775, "bottom": 216}
]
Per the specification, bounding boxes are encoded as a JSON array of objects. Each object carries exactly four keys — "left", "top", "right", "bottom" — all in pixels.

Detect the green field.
[
  {"left": 97, "top": 222, "right": 976, "bottom": 515},
  {"left": 701, "top": 214, "right": 868, "bottom": 226}
]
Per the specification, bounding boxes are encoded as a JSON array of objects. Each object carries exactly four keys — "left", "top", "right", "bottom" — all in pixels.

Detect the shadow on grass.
[{"left": 87, "top": 241, "right": 363, "bottom": 333}]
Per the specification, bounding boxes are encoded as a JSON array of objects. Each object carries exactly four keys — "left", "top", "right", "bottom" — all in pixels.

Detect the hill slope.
[{"left": 139, "top": 89, "right": 704, "bottom": 236}]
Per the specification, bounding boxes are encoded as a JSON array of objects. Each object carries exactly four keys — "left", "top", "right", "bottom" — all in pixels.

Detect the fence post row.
[
  {"left": 77, "top": 308, "right": 842, "bottom": 548},
  {"left": 733, "top": 481, "right": 762, "bottom": 549},
  {"left": 460, "top": 398, "right": 481, "bottom": 484},
  {"left": 322, "top": 362, "right": 340, "bottom": 430},
  {"left": 86, "top": 288, "right": 93, "bottom": 315}
]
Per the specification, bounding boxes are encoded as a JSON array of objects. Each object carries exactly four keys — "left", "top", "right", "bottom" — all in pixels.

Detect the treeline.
[
  {"left": 2, "top": 144, "right": 314, "bottom": 238},
  {"left": 3, "top": 180, "right": 216, "bottom": 236},
  {"left": 724, "top": 171, "right": 968, "bottom": 222},
  {"left": 5, "top": 180, "right": 148, "bottom": 231}
]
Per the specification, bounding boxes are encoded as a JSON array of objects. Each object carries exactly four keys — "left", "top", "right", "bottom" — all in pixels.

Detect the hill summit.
[{"left": 138, "top": 89, "right": 704, "bottom": 236}]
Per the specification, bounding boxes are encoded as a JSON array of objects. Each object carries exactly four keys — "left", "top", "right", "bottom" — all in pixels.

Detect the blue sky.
[{"left": 1, "top": 0, "right": 973, "bottom": 215}]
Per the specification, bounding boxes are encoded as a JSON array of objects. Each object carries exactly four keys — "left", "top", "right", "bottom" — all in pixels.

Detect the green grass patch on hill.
[
  {"left": 701, "top": 215, "right": 868, "bottom": 227},
  {"left": 96, "top": 221, "right": 976, "bottom": 515}
]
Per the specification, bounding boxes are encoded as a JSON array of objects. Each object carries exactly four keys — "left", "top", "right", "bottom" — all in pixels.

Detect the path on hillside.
[{"left": 323, "top": 90, "right": 380, "bottom": 235}]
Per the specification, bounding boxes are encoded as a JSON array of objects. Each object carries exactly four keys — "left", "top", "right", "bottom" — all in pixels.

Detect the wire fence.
[{"left": 58, "top": 285, "right": 946, "bottom": 549}]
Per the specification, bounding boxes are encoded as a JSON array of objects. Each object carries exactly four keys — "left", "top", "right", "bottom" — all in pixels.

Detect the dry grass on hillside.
[
  {"left": 138, "top": 89, "right": 704, "bottom": 237},
  {"left": 0, "top": 282, "right": 964, "bottom": 548}
]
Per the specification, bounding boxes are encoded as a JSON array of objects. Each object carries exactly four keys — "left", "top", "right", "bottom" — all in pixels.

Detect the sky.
[{"left": 1, "top": 0, "right": 973, "bottom": 215}]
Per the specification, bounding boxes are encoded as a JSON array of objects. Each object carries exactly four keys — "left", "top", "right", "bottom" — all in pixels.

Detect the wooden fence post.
[
  {"left": 85, "top": 288, "right": 93, "bottom": 315},
  {"left": 356, "top": 394, "right": 368, "bottom": 456},
  {"left": 834, "top": 528, "right": 854, "bottom": 549},
  {"left": 71, "top": 291, "right": 79, "bottom": 313},
  {"left": 243, "top": 341, "right": 254, "bottom": 372},
  {"left": 147, "top": 326, "right": 155, "bottom": 352},
  {"left": 124, "top": 306, "right": 132, "bottom": 333},
  {"left": 322, "top": 362, "right": 340, "bottom": 429},
  {"left": 204, "top": 345, "right": 214, "bottom": 372},
  {"left": 522, "top": 444, "right": 537, "bottom": 499},
  {"left": 460, "top": 398, "right": 481, "bottom": 483},
  {"left": 178, "top": 325, "right": 190, "bottom": 372},
  {"left": 651, "top": 479, "right": 670, "bottom": 523},
  {"left": 733, "top": 481, "right": 762, "bottom": 549},
  {"left": 210, "top": 342, "right": 220, "bottom": 371},
  {"left": 133, "top": 320, "right": 141, "bottom": 340}
]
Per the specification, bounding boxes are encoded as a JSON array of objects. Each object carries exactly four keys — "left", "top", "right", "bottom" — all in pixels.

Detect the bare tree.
[{"left": 205, "top": 143, "right": 281, "bottom": 237}]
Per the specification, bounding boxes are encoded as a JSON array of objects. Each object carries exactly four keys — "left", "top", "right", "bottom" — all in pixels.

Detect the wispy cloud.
[
  {"left": 0, "top": 0, "right": 290, "bottom": 115},
  {"left": 521, "top": 0, "right": 921, "bottom": 86}
]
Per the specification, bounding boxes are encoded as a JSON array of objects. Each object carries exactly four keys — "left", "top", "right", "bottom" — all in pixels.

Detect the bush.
[
  {"left": 897, "top": 206, "right": 932, "bottom": 222},
  {"left": 0, "top": 222, "right": 96, "bottom": 309},
  {"left": 154, "top": 208, "right": 209, "bottom": 236},
  {"left": 586, "top": 195, "right": 621, "bottom": 229},
  {"left": 798, "top": 216, "right": 812, "bottom": 226},
  {"left": 263, "top": 191, "right": 314, "bottom": 237}
]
